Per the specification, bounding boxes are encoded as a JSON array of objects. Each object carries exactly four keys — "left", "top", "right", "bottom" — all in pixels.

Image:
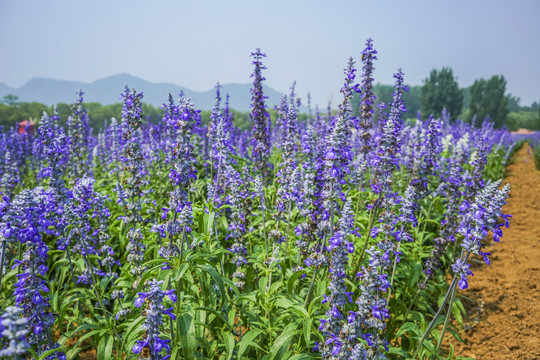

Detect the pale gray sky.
[{"left": 1, "top": 0, "right": 539, "bottom": 106}]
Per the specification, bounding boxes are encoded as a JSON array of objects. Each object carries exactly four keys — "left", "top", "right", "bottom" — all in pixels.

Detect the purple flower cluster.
[
  {"left": 153, "top": 95, "right": 200, "bottom": 259},
  {"left": 454, "top": 180, "right": 510, "bottom": 289},
  {"left": 249, "top": 48, "right": 271, "bottom": 180},
  {"left": 0, "top": 306, "right": 30, "bottom": 359},
  {"left": 36, "top": 108, "right": 70, "bottom": 192},
  {"left": 7, "top": 187, "right": 65, "bottom": 358},
  {"left": 67, "top": 89, "right": 92, "bottom": 178},
  {"left": 318, "top": 200, "right": 358, "bottom": 358},
  {"left": 224, "top": 164, "right": 252, "bottom": 289},
  {"left": 357, "top": 38, "right": 378, "bottom": 160},
  {"left": 119, "top": 86, "right": 147, "bottom": 276},
  {"left": 133, "top": 279, "right": 177, "bottom": 359}
]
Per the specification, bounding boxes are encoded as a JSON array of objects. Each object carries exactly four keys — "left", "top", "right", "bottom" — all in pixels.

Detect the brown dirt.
[{"left": 453, "top": 143, "right": 540, "bottom": 359}]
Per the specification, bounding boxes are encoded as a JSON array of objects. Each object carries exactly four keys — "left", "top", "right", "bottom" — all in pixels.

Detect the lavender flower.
[
  {"left": 9, "top": 187, "right": 66, "bottom": 359},
  {"left": 0, "top": 151, "right": 19, "bottom": 198},
  {"left": 275, "top": 104, "right": 302, "bottom": 218},
  {"left": 120, "top": 86, "right": 147, "bottom": 276},
  {"left": 0, "top": 306, "right": 30, "bottom": 359},
  {"left": 37, "top": 108, "right": 70, "bottom": 192},
  {"left": 351, "top": 69, "right": 409, "bottom": 358},
  {"left": 319, "top": 200, "right": 358, "bottom": 358},
  {"left": 249, "top": 48, "right": 271, "bottom": 180},
  {"left": 153, "top": 95, "right": 200, "bottom": 259},
  {"left": 224, "top": 164, "right": 252, "bottom": 289},
  {"left": 454, "top": 181, "right": 510, "bottom": 289},
  {"left": 357, "top": 38, "right": 378, "bottom": 160},
  {"left": 67, "top": 89, "right": 92, "bottom": 178},
  {"left": 133, "top": 279, "right": 177, "bottom": 359}
]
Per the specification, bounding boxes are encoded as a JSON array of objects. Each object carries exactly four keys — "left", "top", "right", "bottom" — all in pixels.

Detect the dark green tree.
[
  {"left": 467, "top": 75, "right": 509, "bottom": 128},
  {"left": 2, "top": 94, "right": 19, "bottom": 106},
  {"left": 506, "top": 94, "right": 521, "bottom": 112},
  {"left": 421, "top": 67, "right": 463, "bottom": 121}
]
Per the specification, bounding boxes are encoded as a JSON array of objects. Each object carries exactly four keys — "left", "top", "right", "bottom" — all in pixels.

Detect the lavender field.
[{"left": 0, "top": 40, "right": 517, "bottom": 360}]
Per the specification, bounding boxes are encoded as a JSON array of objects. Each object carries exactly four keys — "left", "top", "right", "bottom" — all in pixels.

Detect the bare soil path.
[{"left": 455, "top": 143, "right": 540, "bottom": 359}]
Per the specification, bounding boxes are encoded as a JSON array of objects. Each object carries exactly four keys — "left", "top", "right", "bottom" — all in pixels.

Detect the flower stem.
[
  {"left": 412, "top": 252, "right": 469, "bottom": 358},
  {"left": 412, "top": 275, "right": 457, "bottom": 358},
  {"left": 387, "top": 232, "right": 403, "bottom": 304},
  {"left": 436, "top": 274, "right": 459, "bottom": 352},
  {"left": 0, "top": 240, "right": 6, "bottom": 289}
]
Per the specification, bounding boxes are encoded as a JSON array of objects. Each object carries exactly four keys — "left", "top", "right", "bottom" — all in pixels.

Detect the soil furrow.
[{"left": 455, "top": 143, "right": 540, "bottom": 359}]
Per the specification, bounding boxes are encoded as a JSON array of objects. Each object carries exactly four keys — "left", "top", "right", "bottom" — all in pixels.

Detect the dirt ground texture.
[{"left": 454, "top": 143, "right": 540, "bottom": 359}]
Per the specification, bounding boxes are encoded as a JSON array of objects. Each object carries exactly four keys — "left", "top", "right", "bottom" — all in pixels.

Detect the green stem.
[
  {"left": 421, "top": 196, "right": 435, "bottom": 234},
  {"left": 179, "top": 225, "right": 186, "bottom": 261},
  {"left": 213, "top": 220, "right": 225, "bottom": 276},
  {"left": 436, "top": 273, "right": 459, "bottom": 352},
  {"left": 412, "top": 275, "right": 457, "bottom": 359},
  {"left": 65, "top": 245, "right": 77, "bottom": 288},
  {"left": 387, "top": 234, "right": 403, "bottom": 304},
  {"left": 403, "top": 288, "right": 421, "bottom": 325},
  {"left": 412, "top": 252, "right": 469, "bottom": 358},
  {"left": 0, "top": 240, "right": 6, "bottom": 289},
  {"left": 304, "top": 233, "right": 327, "bottom": 307},
  {"left": 284, "top": 202, "right": 293, "bottom": 262},
  {"left": 261, "top": 202, "right": 269, "bottom": 259},
  {"left": 352, "top": 204, "right": 377, "bottom": 276},
  {"left": 304, "top": 266, "right": 319, "bottom": 307}
]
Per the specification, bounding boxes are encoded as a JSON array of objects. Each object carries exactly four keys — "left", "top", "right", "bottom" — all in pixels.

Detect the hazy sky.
[{"left": 1, "top": 0, "right": 539, "bottom": 107}]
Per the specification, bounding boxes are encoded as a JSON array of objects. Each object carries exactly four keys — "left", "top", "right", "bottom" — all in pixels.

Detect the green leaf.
[
  {"left": 408, "top": 261, "right": 423, "bottom": 290},
  {"left": 237, "top": 328, "right": 263, "bottom": 358},
  {"left": 205, "top": 212, "right": 215, "bottom": 234},
  {"left": 178, "top": 313, "right": 196, "bottom": 360},
  {"left": 395, "top": 322, "right": 421, "bottom": 338},
  {"left": 387, "top": 345, "right": 409, "bottom": 358},
  {"left": 97, "top": 334, "right": 113, "bottom": 360},
  {"left": 193, "top": 306, "right": 231, "bottom": 330},
  {"left": 200, "top": 265, "right": 226, "bottom": 306},
  {"left": 289, "top": 355, "right": 314, "bottom": 360},
  {"left": 71, "top": 329, "right": 101, "bottom": 349},
  {"left": 38, "top": 346, "right": 66, "bottom": 360},
  {"left": 123, "top": 316, "right": 146, "bottom": 345},
  {"left": 452, "top": 301, "right": 463, "bottom": 326},
  {"left": 223, "top": 331, "right": 235, "bottom": 360},
  {"left": 303, "top": 317, "right": 312, "bottom": 345},
  {"left": 287, "top": 270, "right": 306, "bottom": 294},
  {"left": 267, "top": 324, "right": 299, "bottom": 360}
]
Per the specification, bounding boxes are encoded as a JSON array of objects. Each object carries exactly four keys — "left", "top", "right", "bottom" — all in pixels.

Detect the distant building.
[{"left": 18, "top": 120, "right": 35, "bottom": 135}]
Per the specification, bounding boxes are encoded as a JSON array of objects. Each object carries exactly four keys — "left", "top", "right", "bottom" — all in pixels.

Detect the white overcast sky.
[{"left": 1, "top": 0, "right": 539, "bottom": 107}]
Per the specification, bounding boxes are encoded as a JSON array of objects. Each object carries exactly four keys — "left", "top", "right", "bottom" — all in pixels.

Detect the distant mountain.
[
  {"left": 0, "top": 74, "right": 286, "bottom": 111},
  {"left": 0, "top": 82, "right": 15, "bottom": 95}
]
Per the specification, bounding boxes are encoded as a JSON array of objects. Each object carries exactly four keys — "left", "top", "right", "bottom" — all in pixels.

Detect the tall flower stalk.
[
  {"left": 133, "top": 279, "right": 177, "bottom": 360},
  {"left": 249, "top": 48, "right": 271, "bottom": 182},
  {"left": 67, "top": 89, "right": 92, "bottom": 179},
  {"left": 120, "top": 86, "right": 147, "bottom": 277},
  {"left": 9, "top": 187, "right": 66, "bottom": 359},
  {"left": 153, "top": 95, "right": 200, "bottom": 260},
  {"left": 357, "top": 38, "right": 377, "bottom": 160}
]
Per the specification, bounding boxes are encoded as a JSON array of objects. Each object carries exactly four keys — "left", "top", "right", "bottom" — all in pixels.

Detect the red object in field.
[
  {"left": 18, "top": 120, "right": 35, "bottom": 135},
  {"left": 511, "top": 128, "right": 535, "bottom": 135}
]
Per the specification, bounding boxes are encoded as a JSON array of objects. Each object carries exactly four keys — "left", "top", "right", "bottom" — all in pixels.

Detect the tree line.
[
  {"left": 1, "top": 68, "right": 539, "bottom": 131},
  {"left": 351, "top": 68, "right": 539, "bottom": 130}
]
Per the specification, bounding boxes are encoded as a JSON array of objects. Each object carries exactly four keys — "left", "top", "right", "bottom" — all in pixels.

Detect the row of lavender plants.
[{"left": 0, "top": 39, "right": 512, "bottom": 360}]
